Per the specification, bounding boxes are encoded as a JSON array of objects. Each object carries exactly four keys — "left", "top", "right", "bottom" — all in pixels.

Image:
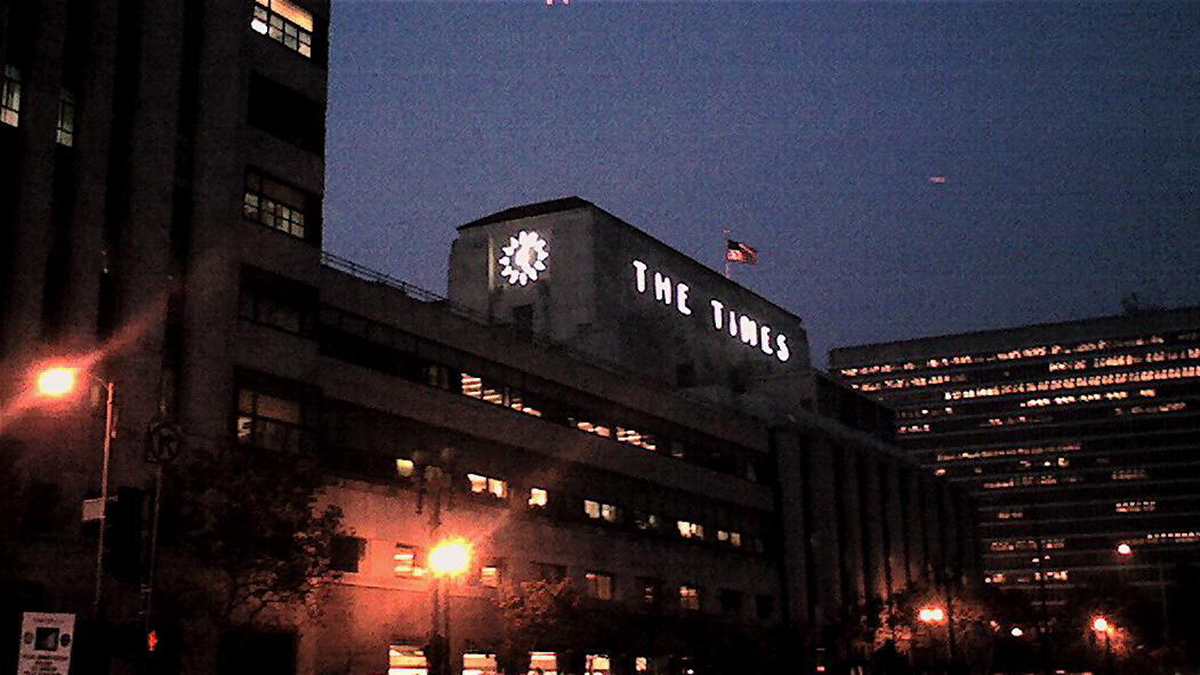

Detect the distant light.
[
  {"left": 1010, "top": 627, "right": 1024, "bottom": 638},
  {"left": 1116, "top": 543, "right": 1133, "bottom": 556},
  {"left": 919, "top": 607, "right": 945, "bottom": 623},
  {"left": 929, "top": 176, "right": 947, "bottom": 184},
  {"left": 1092, "top": 617, "right": 1110, "bottom": 633}
]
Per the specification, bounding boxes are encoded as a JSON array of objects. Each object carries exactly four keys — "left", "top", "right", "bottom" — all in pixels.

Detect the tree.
[
  {"left": 163, "top": 445, "right": 348, "bottom": 629},
  {"left": 493, "top": 578, "right": 581, "bottom": 675}
]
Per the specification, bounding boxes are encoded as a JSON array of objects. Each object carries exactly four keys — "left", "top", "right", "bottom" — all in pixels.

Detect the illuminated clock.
[{"left": 498, "top": 230, "right": 549, "bottom": 286}]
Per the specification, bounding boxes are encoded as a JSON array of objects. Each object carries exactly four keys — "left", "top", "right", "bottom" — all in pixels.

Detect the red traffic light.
[{"left": 147, "top": 629, "right": 158, "bottom": 653}]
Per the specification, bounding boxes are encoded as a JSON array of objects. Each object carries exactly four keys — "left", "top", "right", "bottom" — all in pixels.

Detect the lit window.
[
  {"left": 389, "top": 645, "right": 427, "bottom": 675},
  {"left": 462, "top": 652, "right": 498, "bottom": 675},
  {"left": 529, "top": 652, "right": 558, "bottom": 675},
  {"left": 679, "top": 585, "right": 700, "bottom": 611},
  {"left": 479, "top": 560, "right": 503, "bottom": 588},
  {"left": 243, "top": 169, "right": 313, "bottom": 239},
  {"left": 635, "top": 657, "right": 649, "bottom": 673},
  {"left": 529, "top": 487, "right": 548, "bottom": 508},
  {"left": 395, "top": 458, "right": 416, "bottom": 478},
  {"left": 717, "top": 530, "right": 742, "bottom": 546},
  {"left": 1116, "top": 500, "right": 1156, "bottom": 513},
  {"left": 1112, "top": 468, "right": 1149, "bottom": 481},
  {"left": 586, "top": 655, "right": 610, "bottom": 675},
  {"left": 55, "top": 89, "right": 75, "bottom": 146},
  {"left": 467, "top": 473, "right": 507, "bottom": 499},
  {"left": 585, "top": 571, "right": 614, "bottom": 601},
  {"left": 393, "top": 544, "right": 424, "bottom": 577},
  {"left": 1, "top": 65, "right": 19, "bottom": 127},
  {"left": 585, "top": 499, "right": 618, "bottom": 523},
  {"left": 251, "top": 0, "right": 314, "bottom": 58},
  {"left": 677, "top": 520, "right": 704, "bottom": 540}
]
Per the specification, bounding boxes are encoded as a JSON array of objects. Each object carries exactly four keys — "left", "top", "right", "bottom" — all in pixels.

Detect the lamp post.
[
  {"left": 918, "top": 606, "right": 949, "bottom": 673},
  {"left": 429, "top": 537, "right": 471, "bottom": 675},
  {"left": 1115, "top": 543, "right": 1170, "bottom": 646},
  {"left": 1091, "top": 617, "right": 1114, "bottom": 675},
  {"left": 35, "top": 366, "right": 116, "bottom": 620}
]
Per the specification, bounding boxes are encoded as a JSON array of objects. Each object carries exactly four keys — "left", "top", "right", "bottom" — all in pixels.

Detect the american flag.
[{"left": 726, "top": 239, "right": 758, "bottom": 265}]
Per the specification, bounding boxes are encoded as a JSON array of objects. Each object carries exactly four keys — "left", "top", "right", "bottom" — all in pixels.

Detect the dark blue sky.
[{"left": 324, "top": 1, "right": 1200, "bottom": 367}]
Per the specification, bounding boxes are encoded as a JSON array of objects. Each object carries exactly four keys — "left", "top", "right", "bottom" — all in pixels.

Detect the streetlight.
[
  {"left": 1115, "top": 543, "right": 1170, "bottom": 645},
  {"left": 919, "top": 607, "right": 946, "bottom": 624},
  {"left": 428, "top": 537, "right": 471, "bottom": 675},
  {"left": 35, "top": 365, "right": 116, "bottom": 620},
  {"left": 1010, "top": 627, "right": 1024, "bottom": 638},
  {"left": 1091, "top": 616, "right": 1114, "bottom": 675}
]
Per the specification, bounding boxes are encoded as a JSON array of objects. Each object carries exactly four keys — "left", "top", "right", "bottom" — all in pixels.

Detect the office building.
[{"left": 830, "top": 308, "right": 1200, "bottom": 603}]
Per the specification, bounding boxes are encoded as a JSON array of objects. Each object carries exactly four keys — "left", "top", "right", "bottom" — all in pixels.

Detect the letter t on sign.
[{"left": 632, "top": 260, "right": 648, "bottom": 293}]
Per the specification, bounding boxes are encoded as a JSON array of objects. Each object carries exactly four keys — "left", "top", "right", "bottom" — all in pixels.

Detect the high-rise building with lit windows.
[{"left": 830, "top": 307, "right": 1200, "bottom": 604}]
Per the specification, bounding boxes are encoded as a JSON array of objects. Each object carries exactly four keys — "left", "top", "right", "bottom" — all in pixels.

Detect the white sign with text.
[
  {"left": 18, "top": 612, "right": 75, "bottom": 675},
  {"left": 631, "top": 260, "right": 792, "bottom": 362}
]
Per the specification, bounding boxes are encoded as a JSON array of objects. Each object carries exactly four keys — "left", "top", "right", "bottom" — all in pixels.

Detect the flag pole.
[{"left": 723, "top": 227, "right": 732, "bottom": 278}]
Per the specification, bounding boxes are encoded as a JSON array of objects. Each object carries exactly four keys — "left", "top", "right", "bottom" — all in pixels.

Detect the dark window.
[
  {"left": 1, "top": 65, "right": 19, "bottom": 127},
  {"left": 243, "top": 169, "right": 320, "bottom": 242},
  {"left": 535, "top": 563, "right": 566, "bottom": 582},
  {"left": 247, "top": 73, "right": 324, "bottom": 154},
  {"left": 719, "top": 589, "right": 743, "bottom": 615},
  {"left": 639, "top": 578, "right": 662, "bottom": 606},
  {"left": 756, "top": 594, "right": 774, "bottom": 620},
  {"left": 675, "top": 362, "right": 696, "bottom": 388},
  {"left": 235, "top": 373, "right": 313, "bottom": 453},
  {"left": 330, "top": 536, "right": 364, "bottom": 573},
  {"left": 238, "top": 265, "right": 318, "bottom": 334},
  {"left": 218, "top": 631, "right": 296, "bottom": 675},
  {"left": 56, "top": 89, "right": 75, "bottom": 146},
  {"left": 511, "top": 304, "right": 533, "bottom": 332},
  {"left": 585, "top": 571, "right": 614, "bottom": 601}
]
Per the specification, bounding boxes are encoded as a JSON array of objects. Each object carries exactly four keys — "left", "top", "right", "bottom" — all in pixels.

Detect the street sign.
[
  {"left": 18, "top": 612, "right": 75, "bottom": 675},
  {"left": 81, "top": 498, "right": 105, "bottom": 522},
  {"left": 144, "top": 422, "right": 183, "bottom": 464}
]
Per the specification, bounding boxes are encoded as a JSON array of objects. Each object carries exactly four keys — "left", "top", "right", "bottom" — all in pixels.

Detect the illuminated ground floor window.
[
  {"left": 586, "top": 654, "right": 611, "bottom": 674},
  {"left": 529, "top": 651, "right": 558, "bottom": 675},
  {"left": 389, "top": 645, "right": 427, "bottom": 675},
  {"left": 463, "top": 651, "right": 498, "bottom": 675}
]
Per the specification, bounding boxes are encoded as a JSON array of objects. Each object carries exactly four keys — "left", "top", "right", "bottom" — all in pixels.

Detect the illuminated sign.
[
  {"left": 631, "top": 260, "right": 791, "bottom": 362},
  {"left": 499, "top": 230, "right": 549, "bottom": 286}
]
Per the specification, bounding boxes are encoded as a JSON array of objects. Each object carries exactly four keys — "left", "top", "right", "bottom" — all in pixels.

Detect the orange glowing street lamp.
[
  {"left": 428, "top": 538, "right": 472, "bottom": 578},
  {"left": 36, "top": 367, "right": 79, "bottom": 397},
  {"left": 34, "top": 365, "right": 116, "bottom": 619},
  {"left": 1092, "top": 617, "right": 1110, "bottom": 633},
  {"left": 919, "top": 606, "right": 946, "bottom": 624}
]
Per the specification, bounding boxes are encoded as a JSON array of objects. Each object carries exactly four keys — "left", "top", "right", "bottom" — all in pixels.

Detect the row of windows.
[
  {"left": 331, "top": 536, "right": 774, "bottom": 618},
  {"left": 0, "top": 65, "right": 75, "bottom": 147},
  {"left": 315, "top": 305, "right": 765, "bottom": 482},
  {"left": 941, "top": 366, "right": 1200, "bottom": 402},
  {"left": 234, "top": 376, "right": 769, "bottom": 557},
  {"left": 838, "top": 332, "right": 1189, "bottom": 379}
]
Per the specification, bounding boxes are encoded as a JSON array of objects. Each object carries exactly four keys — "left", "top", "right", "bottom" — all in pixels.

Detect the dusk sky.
[{"left": 324, "top": 1, "right": 1200, "bottom": 367}]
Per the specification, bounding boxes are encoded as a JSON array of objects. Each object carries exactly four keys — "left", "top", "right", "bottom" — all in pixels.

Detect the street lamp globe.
[
  {"left": 1092, "top": 617, "right": 1110, "bottom": 633},
  {"left": 36, "top": 367, "right": 78, "bottom": 397},
  {"left": 428, "top": 538, "right": 471, "bottom": 577},
  {"left": 1010, "top": 627, "right": 1024, "bottom": 638},
  {"left": 1116, "top": 543, "right": 1133, "bottom": 556}
]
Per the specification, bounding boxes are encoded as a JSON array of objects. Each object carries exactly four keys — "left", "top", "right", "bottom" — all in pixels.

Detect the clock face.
[{"left": 498, "top": 230, "right": 549, "bottom": 286}]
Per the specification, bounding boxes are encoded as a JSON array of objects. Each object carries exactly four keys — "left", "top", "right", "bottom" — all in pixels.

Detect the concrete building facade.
[{"left": 0, "top": 2, "right": 975, "bottom": 674}]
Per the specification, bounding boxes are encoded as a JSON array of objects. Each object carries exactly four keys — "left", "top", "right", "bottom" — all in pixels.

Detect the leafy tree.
[
  {"left": 493, "top": 578, "right": 581, "bottom": 675},
  {"left": 163, "top": 445, "right": 348, "bottom": 628}
]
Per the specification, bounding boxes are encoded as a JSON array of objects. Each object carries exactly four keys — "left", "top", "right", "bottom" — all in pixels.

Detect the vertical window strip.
[
  {"left": 251, "top": 0, "right": 314, "bottom": 58},
  {"left": 56, "top": 89, "right": 76, "bottom": 146},
  {"left": 1, "top": 65, "right": 20, "bottom": 127}
]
